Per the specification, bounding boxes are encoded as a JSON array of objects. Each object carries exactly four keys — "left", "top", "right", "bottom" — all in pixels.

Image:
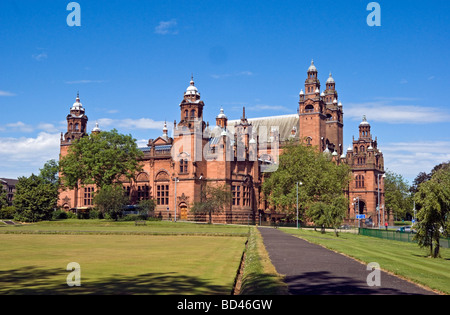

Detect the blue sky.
[{"left": 0, "top": 0, "right": 449, "bottom": 183}]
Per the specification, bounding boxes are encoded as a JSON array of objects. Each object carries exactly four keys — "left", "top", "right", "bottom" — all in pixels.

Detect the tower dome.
[
  {"left": 71, "top": 92, "right": 84, "bottom": 111},
  {"left": 326, "top": 73, "right": 335, "bottom": 84},
  {"left": 308, "top": 59, "right": 317, "bottom": 72},
  {"left": 185, "top": 76, "right": 200, "bottom": 96},
  {"left": 360, "top": 115, "right": 370, "bottom": 126},
  {"left": 216, "top": 107, "right": 227, "bottom": 119},
  {"left": 92, "top": 122, "right": 101, "bottom": 133}
]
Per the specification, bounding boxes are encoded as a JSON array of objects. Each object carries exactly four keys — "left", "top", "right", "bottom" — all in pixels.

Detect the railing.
[{"left": 359, "top": 228, "right": 450, "bottom": 248}]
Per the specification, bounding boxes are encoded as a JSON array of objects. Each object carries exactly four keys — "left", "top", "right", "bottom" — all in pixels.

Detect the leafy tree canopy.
[
  {"left": 59, "top": 129, "right": 144, "bottom": 189},
  {"left": 262, "top": 141, "right": 351, "bottom": 233},
  {"left": 93, "top": 184, "right": 129, "bottom": 221},
  {"left": 384, "top": 170, "right": 413, "bottom": 220},
  {"left": 414, "top": 167, "right": 450, "bottom": 258},
  {"left": 13, "top": 174, "right": 59, "bottom": 222},
  {"left": 190, "top": 183, "right": 232, "bottom": 224}
]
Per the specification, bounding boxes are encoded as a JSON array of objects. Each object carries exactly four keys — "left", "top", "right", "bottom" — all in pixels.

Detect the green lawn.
[
  {"left": 0, "top": 219, "right": 249, "bottom": 236},
  {"left": 0, "top": 220, "right": 249, "bottom": 295},
  {"left": 281, "top": 228, "right": 450, "bottom": 295}
]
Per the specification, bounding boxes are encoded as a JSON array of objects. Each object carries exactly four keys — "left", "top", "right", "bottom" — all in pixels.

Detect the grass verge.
[{"left": 238, "top": 227, "right": 289, "bottom": 295}]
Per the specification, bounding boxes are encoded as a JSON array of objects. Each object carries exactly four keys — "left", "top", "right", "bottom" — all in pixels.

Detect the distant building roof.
[
  {"left": 0, "top": 178, "right": 18, "bottom": 186},
  {"left": 227, "top": 114, "right": 299, "bottom": 143}
]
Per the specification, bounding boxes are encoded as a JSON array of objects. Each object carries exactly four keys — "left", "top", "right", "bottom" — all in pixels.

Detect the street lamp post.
[
  {"left": 353, "top": 197, "right": 360, "bottom": 228},
  {"left": 296, "top": 181, "right": 303, "bottom": 229}
]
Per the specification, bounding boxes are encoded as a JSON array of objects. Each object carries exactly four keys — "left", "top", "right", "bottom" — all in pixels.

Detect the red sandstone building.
[{"left": 58, "top": 61, "right": 389, "bottom": 227}]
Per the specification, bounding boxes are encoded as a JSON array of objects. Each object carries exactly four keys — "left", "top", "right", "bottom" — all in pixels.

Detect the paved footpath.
[{"left": 258, "top": 227, "right": 437, "bottom": 295}]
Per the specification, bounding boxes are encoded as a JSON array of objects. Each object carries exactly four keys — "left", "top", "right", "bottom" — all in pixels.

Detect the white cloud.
[
  {"left": 0, "top": 132, "right": 60, "bottom": 178},
  {"left": 3, "top": 121, "right": 34, "bottom": 133},
  {"left": 380, "top": 141, "right": 450, "bottom": 182},
  {"left": 154, "top": 19, "right": 178, "bottom": 35},
  {"left": 37, "top": 123, "right": 59, "bottom": 133},
  {"left": 96, "top": 118, "right": 166, "bottom": 130},
  {"left": 32, "top": 52, "right": 47, "bottom": 61},
  {"left": 0, "top": 90, "right": 16, "bottom": 97},
  {"left": 345, "top": 101, "right": 450, "bottom": 124}
]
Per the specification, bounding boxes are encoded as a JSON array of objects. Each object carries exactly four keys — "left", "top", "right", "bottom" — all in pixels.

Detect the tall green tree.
[
  {"left": 39, "top": 159, "right": 60, "bottom": 186},
  {"left": 13, "top": 174, "right": 59, "bottom": 222},
  {"left": 93, "top": 184, "right": 129, "bottom": 221},
  {"left": 59, "top": 129, "right": 143, "bottom": 190},
  {"left": 384, "top": 170, "right": 413, "bottom": 221},
  {"left": 414, "top": 167, "right": 450, "bottom": 258},
  {"left": 262, "top": 142, "right": 351, "bottom": 235},
  {"left": 0, "top": 185, "right": 8, "bottom": 209},
  {"left": 190, "top": 183, "right": 232, "bottom": 224}
]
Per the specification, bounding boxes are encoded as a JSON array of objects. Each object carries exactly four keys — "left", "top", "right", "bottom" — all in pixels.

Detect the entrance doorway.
[{"left": 179, "top": 203, "right": 188, "bottom": 220}]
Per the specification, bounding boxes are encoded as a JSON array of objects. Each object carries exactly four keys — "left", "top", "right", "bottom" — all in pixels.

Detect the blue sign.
[{"left": 356, "top": 214, "right": 366, "bottom": 220}]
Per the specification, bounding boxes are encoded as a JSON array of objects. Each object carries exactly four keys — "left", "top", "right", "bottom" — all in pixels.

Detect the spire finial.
[{"left": 242, "top": 106, "right": 246, "bottom": 120}]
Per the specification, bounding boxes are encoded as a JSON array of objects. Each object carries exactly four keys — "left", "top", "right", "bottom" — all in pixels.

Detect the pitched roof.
[{"left": 227, "top": 114, "right": 299, "bottom": 142}]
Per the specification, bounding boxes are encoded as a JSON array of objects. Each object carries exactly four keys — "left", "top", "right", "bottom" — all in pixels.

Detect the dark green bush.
[
  {"left": 52, "top": 209, "right": 68, "bottom": 220},
  {"left": 0, "top": 206, "right": 16, "bottom": 219}
]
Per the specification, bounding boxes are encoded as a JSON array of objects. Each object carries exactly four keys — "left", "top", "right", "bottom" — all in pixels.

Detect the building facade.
[
  {"left": 0, "top": 178, "right": 18, "bottom": 206},
  {"left": 58, "top": 61, "right": 389, "bottom": 227}
]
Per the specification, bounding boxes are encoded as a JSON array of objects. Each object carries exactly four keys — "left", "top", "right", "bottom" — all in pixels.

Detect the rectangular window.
[
  {"left": 157, "top": 184, "right": 169, "bottom": 205},
  {"left": 243, "top": 186, "right": 251, "bottom": 206},
  {"left": 137, "top": 185, "right": 149, "bottom": 200},
  {"left": 83, "top": 187, "right": 94, "bottom": 206}
]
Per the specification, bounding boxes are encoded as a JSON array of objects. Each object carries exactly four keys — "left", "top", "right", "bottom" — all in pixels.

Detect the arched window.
[
  {"left": 184, "top": 110, "right": 188, "bottom": 119},
  {"left": 306, "top": 137, "right": 312, "bottom": 146},
  {"left": 305, "top": 105, "right": 314, "bottom": 113},
  {"left": 190, "top": 109, "right": 196, "bottom": 119},
  {"left": 136, "top": 172, "right": 150, "bottom": 200},
  {"left": 360, "top": 145, "right": 365, "bottom": 152},
  {"left": 75, "top": 123, "right": 79, "bottom": 131}
]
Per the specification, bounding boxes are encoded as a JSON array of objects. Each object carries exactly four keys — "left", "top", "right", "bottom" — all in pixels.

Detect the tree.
[
  {"left": 0, "top": 185, "right": 8, "bottom": 209},
  {"left": 39, "top": 159, "right": 60, "bottom": 186},
  {"left": 93, "top": 184, "right": 129, "bottom": 221},
  {"left": 384, "top": 170, "right": 413, "bottom": 221},
  {"left": 190, "top": 183, "right": 232, "bottom": 224},
  {"left": 410, "top": 161, "right": 450, "bottom": 194},
  {"left": 59, "top": 129, "right": 143, "bottom": 190},
  {"left": 137, "top": 199, "right": 157, "bottom": 217},
  {"left": 13, "top": 174, "right": 59, "bottom": 222},
  {"left": 262, "top": 141, "right": 351, "bottom": 235},
  {"left": 414, "top": 167, "right": 450, "bottom": 258}
]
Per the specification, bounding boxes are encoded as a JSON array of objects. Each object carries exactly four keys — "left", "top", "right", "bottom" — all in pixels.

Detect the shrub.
[
  {"left": 89, "top": 209, "right": 103, "bottom": 219},
  {"left": 0, "top": 206, "right": 16, "bottom": 219},
  {"left": 52, "top": 209, "right": 68, "bottom": 220}
]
